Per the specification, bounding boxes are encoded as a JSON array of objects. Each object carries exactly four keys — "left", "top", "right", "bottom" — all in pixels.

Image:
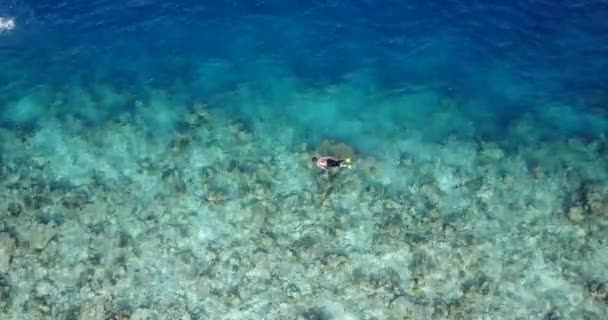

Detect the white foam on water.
[{"left": 0, "top": 17, "right": 15, "bottom": 32}]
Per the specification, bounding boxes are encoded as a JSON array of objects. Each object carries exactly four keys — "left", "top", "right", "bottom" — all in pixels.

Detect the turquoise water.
[{"left": 1, "top": 1, "right": 608, "bottom": 319}]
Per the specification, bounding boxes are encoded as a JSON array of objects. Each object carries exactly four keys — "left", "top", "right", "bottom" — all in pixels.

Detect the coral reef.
[
  {"left": 316, "top": 140, "right": 357, "bottom": 160},
  {"left": 0, "top": 274, "right": 11, "bottom": 312},
  {"left": 587, "top": 281, "right": 608, "bottom": 304},
  {"left": 564, "top": 181, "right": 608, "bottom": 223},
  {"left": 0, "top": 86, "right": 607, "bottom": 320},
  {"left": 0, "top": 233, "right": 16, "bottom": 273}
]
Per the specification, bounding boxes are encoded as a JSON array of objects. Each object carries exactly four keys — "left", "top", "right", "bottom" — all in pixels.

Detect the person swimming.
[{"left": 312, "top": 156, "right": 352, "bottom": 171}]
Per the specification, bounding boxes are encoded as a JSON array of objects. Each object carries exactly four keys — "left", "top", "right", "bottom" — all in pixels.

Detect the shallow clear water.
[{"left": 1, "top": 1, "right": 608, "bottom": 319}]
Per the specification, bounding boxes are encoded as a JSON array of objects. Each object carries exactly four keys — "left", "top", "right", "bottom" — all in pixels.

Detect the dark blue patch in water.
[{"left": 1, "top": 0, "right": 608, "bottom": 141}]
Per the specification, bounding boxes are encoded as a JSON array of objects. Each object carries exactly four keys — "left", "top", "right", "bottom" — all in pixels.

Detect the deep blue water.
[{"left": 2, "top": 0, "right": 608, "bottom": 144}]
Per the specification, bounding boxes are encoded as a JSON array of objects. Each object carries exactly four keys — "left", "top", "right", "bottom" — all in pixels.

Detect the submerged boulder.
[
  {"left": 565, "top": 182, "right": 608, "bottom": 223},
  {"left": 317, "top": 140, "right": 356, "bottom": 159},
  {"left": 0, "top": 233, "right": 15, "bottom": 273},
  {"left": 584, "top": 184, "right": 608, "bottom": 216},
  {"left": 0, "top": 274, "right": 10, "bottom": 311},
  {"left": 587, "top": 280, "right": 608, "bottom": 304}
]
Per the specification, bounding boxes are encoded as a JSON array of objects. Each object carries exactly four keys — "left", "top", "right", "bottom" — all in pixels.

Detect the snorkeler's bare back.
[{"left": 314, "top": 156, "right": 343, "bottom": 170}]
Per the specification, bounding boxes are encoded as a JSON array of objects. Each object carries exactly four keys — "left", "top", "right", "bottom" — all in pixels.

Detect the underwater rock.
[
  {"left": 587, "top": 280, "right": 608, "bottom": 304},
  {"left": 564, "top": 182, "right": 608, "bottom": 223},
  {"left": 369, "top": 268, "right": 404, "bottom": 295},
  {"left": 0, "top": 155, "right": 4, "bottom": 179},
  {"left": 32, "top": 279, "right": 56, "bottom": 314},
  {"left": 584, "top": 184, "right": 608, "bottom": 216},
  {"left": 300, "top": 306, "right": 331, "bottom": 320},
  {"left": 61, "top": 191, "right": 91, "bottom": 210},
  {"left": 461, "top": 274, "right": 493, "bottom": 297},
  {"left": 531, "top": 165, "right": 545, "bottom": 180},
  {"left": 432, "top": 299, "right": 465, "bottom": 319},
  {"left": 36, "top": 208, "right": 66, "bottom": 226},
  {"left": 7, "top": 202, "right": 22, "bottom": 217},
  {"left": 566, "top": 205, "right": 586, "bottom": 223},
  {"left": 130, "top": 308, "right": 153, "bottom": 320},
  {"left": 0, "top": 274, "right": 10, "bottom": 311},
  {"left": 162, "top": 303, "right": 191, "bottom": 320},
  {"left": 183, "top": 103, "right": 210, "bottom": 128},
  {"left": 26, "top": 222, "right": 58, "bottom": 251},
  {"left": 543, "top": 309, "right": 561, "bottom": 320},
  {"left": 34, "top": 280, "right": 55, "bottom": 298},
  {"left": 79, "top": 294, "right": 106, "bottom": 320},
  {"left": 23, "top": 194, "right": 52, "bottom": 210},
  {"left": 478, "top": 143, "right": 504, "bottom": 161},
  {"left": 161, "top": 168, "right": 187, "bottom": 194},
  {"left": 0, "top": 232, "right": 16, "bottom": 273},
  {"left": 317, "top": 140, "right": 356, "bottom": 159}
]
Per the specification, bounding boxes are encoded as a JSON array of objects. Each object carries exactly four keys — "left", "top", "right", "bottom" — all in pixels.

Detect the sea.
[{"left": 1, "top": 1, "right": 608, "bottom": 319}]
